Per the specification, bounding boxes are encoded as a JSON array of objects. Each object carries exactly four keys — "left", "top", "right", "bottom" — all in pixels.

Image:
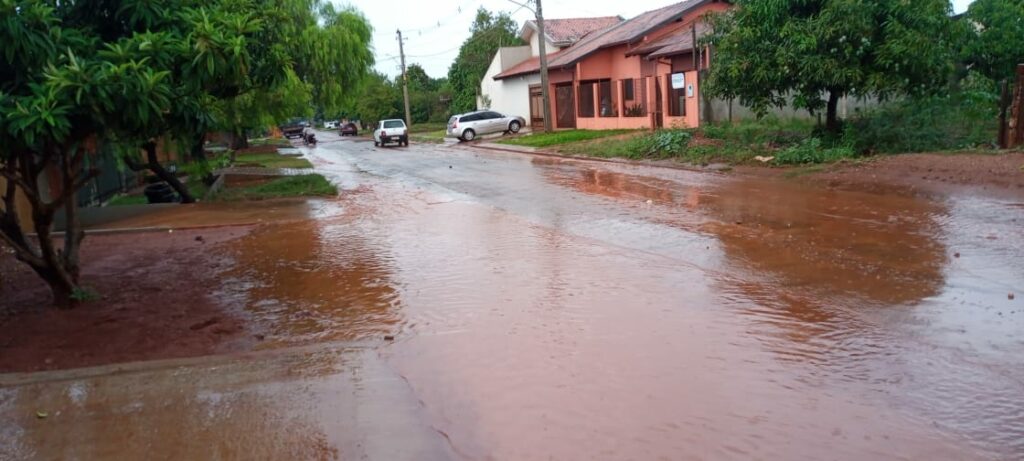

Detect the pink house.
[{"left": 494, "top": 0, "right": 731, "bottom": 130}]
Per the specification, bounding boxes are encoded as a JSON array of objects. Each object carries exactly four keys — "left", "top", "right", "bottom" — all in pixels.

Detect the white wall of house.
[
  {"left": 706, "top": 94, "right": 879, "bottom": 124},
  {"left": 478, "top": 46, "right": 535, "bottom": 120},
  {"left": 476, "top": 23, "right": 562, "bottom": 121},
  {"left": 523, "top": 24, "right": 558, "bottom": 57},
  {"left": 485, "top": 73, "right": 539, "bottom": 121}
]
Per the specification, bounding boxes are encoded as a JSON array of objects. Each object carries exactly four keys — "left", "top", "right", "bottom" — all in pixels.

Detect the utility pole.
[
  {"left": 510, "top": 0, "right": 553, "bottom": 132},
  {"left": 534, "top": 0, "right": 553, "bottom": 132},
  {"left": 397, "top": 29, "right": 412, "bottom": 129}
]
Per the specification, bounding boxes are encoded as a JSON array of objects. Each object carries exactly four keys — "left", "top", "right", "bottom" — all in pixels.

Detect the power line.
[
  {"left": 407, "top": 45, "right": 463, "bottom": 58},
  {"left": 403, "top": 0, "right": 481, "bottom": 34}
]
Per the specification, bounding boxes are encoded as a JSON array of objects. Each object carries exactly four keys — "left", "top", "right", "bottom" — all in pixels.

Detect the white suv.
[
  {"left": 447, "top": 110, "right": 525, "bottom": 142},
  {"left": 374, "top": 119, "right": 408, "bottom": 147}
]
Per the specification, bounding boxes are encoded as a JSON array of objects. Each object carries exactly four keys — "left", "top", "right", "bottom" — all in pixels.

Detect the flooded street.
[{"left": 3, "top": 132, "right": 1022, "bottom": 460}]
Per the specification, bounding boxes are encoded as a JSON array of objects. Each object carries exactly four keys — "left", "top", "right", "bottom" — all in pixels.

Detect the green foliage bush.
[
  {"left": 846, "top": 78, "right": 999, "bottom": 154},
  {"left": 701, "top": 118, "right": 814, "bottom": 147},
  {"left": 630, "top": 130, "right": 693, "bottom": 157},
  {"left": 774, "top": 138, "right": 856, "bottom": 164}
]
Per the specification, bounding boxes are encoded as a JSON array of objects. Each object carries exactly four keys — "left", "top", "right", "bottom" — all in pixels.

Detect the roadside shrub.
[
  {"left": 846, "top": 77, "right": 999, "bottom": 154},
  {"left": 699, "top": 118, "right": 815, "bottom": 147},
  {"left": 630, "top": 129, "right": 692, "bottom": 157},
  {"left": 702, "top": 124, "right": 728, "bottom": 140},
  {"left": 774, "top": 138, "right": 856, "bottom": 164}
]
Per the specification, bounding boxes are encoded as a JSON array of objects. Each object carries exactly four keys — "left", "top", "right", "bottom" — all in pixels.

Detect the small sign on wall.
[
  {"left": 671, "top": 72, "right": 685, "bottom": 90},
  {"left": 687, "top": 84, "right": 694, "bottom": 98}
]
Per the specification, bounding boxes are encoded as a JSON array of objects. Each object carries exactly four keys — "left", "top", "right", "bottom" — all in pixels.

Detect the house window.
[
  {"left": 578, "top": 81, "right": 596, "bottom": 118},
  {"left": 622, "top": 78, "right": 645, "bottom": 117},
  {"left": 668, "top": 74, "right": 686, "bottom": 117},
  {"left": 598, "top": 80, "right": 616, "bottom": 117}
]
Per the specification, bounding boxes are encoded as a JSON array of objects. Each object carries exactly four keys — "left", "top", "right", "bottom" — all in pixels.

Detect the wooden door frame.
[{"left": 528, "top": 84, "right": 544, "bottom": 129}]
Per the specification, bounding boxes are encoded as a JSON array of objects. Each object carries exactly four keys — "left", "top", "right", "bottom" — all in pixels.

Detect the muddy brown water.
[{"left": 3, "top": 133, "right": 1022, "bottom": 460}]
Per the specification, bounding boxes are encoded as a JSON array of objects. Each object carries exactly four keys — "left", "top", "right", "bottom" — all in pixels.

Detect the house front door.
[
  {"left": 555, "top": 83, "right": 576, "bottom": 128},
  {"left": 529, "top": 84, "right": 544, "bottom": 130}
]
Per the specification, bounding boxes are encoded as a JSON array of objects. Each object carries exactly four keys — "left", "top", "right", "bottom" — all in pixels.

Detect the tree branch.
[
  {"left": 44, "top": 167, "right": 100, "bottom": 213},
  {"left": 122, "top": 155, "right": 149, "bottom": 172},
  {"left": 0, "top": 168, "right": 40, "bottom": 204},
  {"left": 0, "top": 223, "right": 45, "bottom": 268}
]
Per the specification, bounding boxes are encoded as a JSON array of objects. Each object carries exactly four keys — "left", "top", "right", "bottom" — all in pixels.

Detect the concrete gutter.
[
  {"left": 37, "top": 221, "right": 264, "bottom": 238},
  {"left": 0, "top": 340, "right": 375, "bottom": 386}
]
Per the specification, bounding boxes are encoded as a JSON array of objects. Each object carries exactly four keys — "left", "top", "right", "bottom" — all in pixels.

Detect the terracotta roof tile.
[
  {"left": 496, "top": 0, "right": 714, "bottom": 80},
  {"left": 627, "top": 21, "right": 710, "bottom": 58},
  {"left": 493, "top": 50, "right": 564, "bottom": 80},
  {"left": 546, "top": 0, "right": 708, "bottom": 68},
  {"left": 538, "top": 17, "right": 623, "bottom": 44}
]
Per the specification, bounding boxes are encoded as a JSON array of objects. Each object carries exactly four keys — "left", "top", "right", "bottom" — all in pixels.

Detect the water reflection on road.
[
  {"left": 217, "top": 215, "right": 403, "bottom": 347},
  {"left": 296, "top": 138, "right": 1023, "bottom": 459}
]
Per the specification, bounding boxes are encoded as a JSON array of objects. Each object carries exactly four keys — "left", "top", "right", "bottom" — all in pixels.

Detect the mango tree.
[
  {"left": 704, "top": 0, "right": 955, "bottom": 132},
  {"left": 0, "top": 0, "right": 276, "bottom": 305}
]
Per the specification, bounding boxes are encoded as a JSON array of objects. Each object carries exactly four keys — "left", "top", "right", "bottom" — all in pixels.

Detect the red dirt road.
[{"left": 794, "top": 151, "right": 1024, "bottom": 197}]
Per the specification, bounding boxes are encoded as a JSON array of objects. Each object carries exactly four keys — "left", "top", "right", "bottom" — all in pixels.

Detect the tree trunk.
[
  {"left": 190, "top": 132, "right": 207, "bottom": 164},
  {"left": 189, "top": 133, "right": 217, "bottom": 185},
  {"left": 230, "top": 128, "right": 249, "bottom": 150},
  {"left": 30, "top": 260, "right": 78, "bottom": 308},
  {"left": 143, "top": 141, "right": 195, "bottom": 204},
  {"left": 2, "top": 143, "right": 98, "bottom": 307},
  {"left": 825, "top": 90, "right": 841, "bottom": 134}
]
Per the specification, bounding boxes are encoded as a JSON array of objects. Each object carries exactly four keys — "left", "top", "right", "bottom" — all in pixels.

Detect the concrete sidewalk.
[{"left": 0, "top": 344, "right": 453, "bottom": 460}]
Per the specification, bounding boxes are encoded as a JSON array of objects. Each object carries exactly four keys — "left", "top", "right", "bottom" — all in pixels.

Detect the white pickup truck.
[{"left": 373, "top": 119, "right": 408, "bottom": 147}]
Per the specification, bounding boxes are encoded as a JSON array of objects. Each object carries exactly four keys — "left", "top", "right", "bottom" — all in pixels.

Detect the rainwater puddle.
[{"left": 208, "top": 142, "right": 1024, "bottom": 460}]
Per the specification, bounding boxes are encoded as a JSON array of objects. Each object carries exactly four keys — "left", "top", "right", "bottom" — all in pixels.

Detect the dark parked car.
[
  {"left": 339, "top": 122, "right": 358, "bottom": 136},
  {"left": 279, "top": 118, "right": 308, "bottom": 139}
]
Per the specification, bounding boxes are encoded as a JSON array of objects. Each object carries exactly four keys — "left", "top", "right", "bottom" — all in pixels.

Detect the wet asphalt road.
[{"left": 2, "top": 130, "right": 1023, "bottom": 460}]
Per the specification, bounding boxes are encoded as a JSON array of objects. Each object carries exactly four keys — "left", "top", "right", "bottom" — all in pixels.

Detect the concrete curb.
[
  {"left": 38, "top": 221, "right": 260, "bottom": 238},
  {"left": 0, "top": 340, "right": 376, "bottom": 386}
]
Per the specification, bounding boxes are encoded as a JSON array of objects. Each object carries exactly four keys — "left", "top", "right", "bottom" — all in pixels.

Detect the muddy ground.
[
  {"left": 769, "top": 151, "right": 1024, "bottom": 198},
  {"left": 0, "top": 227, "right": 256, "bottom": 372}
]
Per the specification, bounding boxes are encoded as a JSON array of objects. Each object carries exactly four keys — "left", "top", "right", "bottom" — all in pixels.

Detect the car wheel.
[
  {"left": 462, "top": 129, "right": 476, "bottom": 142},
  {"left": 402, "top": 137, "right": 409, "bottom": 147},
  {"left": 374, "top": 140, "right": 379, "bottom": 147},
  {"left": 509, "top": 121, "right": 521, "bottom": 133}
]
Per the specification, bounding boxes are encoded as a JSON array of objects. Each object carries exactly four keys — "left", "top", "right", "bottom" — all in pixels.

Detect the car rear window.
[{"left": 383, "top": 120, "right": 405, "bottom": 129}]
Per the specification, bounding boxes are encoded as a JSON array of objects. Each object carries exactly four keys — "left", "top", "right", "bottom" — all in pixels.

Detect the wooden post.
[
  {"left": 1009, "top": 64, "right": 1024, "bottom": 149},
  {"left": 535, "top": 0, "right": 554, "bottom": 133},
  {"left": 999, "top": 79, "right": 1010, "bottom": 148},
  {"left": 692, "top": 24, "right": 701, "bottom": 125}
]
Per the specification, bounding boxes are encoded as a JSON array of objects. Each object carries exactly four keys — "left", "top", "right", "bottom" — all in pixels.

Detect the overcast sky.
[{"left": 334, "top": 0, "right": 976, "bottom": 79}]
